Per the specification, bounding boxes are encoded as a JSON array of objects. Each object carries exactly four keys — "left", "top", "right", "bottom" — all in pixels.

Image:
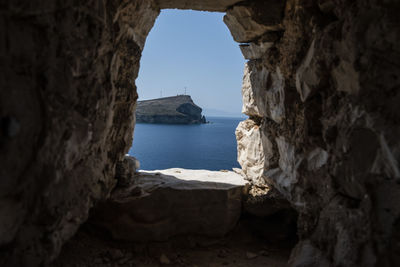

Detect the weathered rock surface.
[
  {"left": 288, "top": 239, "right": 331, "bottom": 267},
  {"left": 241, "top": 60, "right": 285, "bottom": 123},
  {"left": 136, "top": 95, "right": 206, "bottom": 124},
  {"left": 2, "top": 0, "right": 400, "bottom": 266},
  {"left": 0, "top": 0, "right": 159, "bottom": 265},
  {"left": 115, "top": 155, "right": 140, "bottom": 187},
  {"left": 90, "top": 169, "right": 249, "bottom": 241},
  {"left": 235, "top": 1, "right": 400, "bottom": 267},
  {"left": 236, "top": 119, "right": 272, "bottom": 185},
  {"left": 240, "top": 41, "right": 274, "bottom": 60},
  {"left": 295, "top": 39, "right": 322, "bottom": 102},
  {"left": 224, "top": 0, "right": 286, "bottom": 43},
  {"left": 243, "top": 185, "right": 291, "bottom": 218},
  {"left": 155, "top": 0, "right": 242, "bottom": 12}
]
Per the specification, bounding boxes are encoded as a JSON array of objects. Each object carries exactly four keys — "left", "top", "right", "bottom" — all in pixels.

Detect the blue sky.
[{"left": 136, "top": 10, "right": 245, "bottom": 117}]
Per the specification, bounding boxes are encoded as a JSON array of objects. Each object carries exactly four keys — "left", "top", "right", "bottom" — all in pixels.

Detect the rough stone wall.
[
  {"left": 233, "top": 0, "right": 400, "bottom": 266},
  {"left": 1, "top": 0, "right": 399, "bottom": 266},
  {"left": 0, "top": 0, "right": 158, "bottom": 265},
  {"left": 155, "top": 0, "right": 242, "bottom": 12}
]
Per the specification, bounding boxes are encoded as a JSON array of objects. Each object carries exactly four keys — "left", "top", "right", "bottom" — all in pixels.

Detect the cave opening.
[
  {"left": 129, "top": 9, "right": 245, "bottom": 171},
  {"left": 51, "top": 6, "right": 299, "bottom": 267},
  {"left": 9, "top": 0, "right": 400, "bottom": 266}
]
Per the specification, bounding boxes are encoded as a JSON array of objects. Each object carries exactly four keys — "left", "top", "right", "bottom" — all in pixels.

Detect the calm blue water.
[{"left": 128, "top": 117, "right": 242, "bottom": 170}]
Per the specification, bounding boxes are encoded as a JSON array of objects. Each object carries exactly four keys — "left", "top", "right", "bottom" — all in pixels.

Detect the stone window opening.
[
  {"left": 129, "top": 9, "right": 244, "bottom": 172},
  {"left": 88, "top": 8, "right": 298, "bottom": 254},
  {"left": 4, "top": 0, "right": 396, "bottom": 266},
  {"left": 69, "top": 5, "right": 298, "bottom": 266}
]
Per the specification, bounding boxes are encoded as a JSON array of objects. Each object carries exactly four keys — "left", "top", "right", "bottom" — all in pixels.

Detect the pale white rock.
[
  {"left": 241, "top": 61, "right": 285, "bottom": 123},
  {"left": 90, "top": 169, "right": 248, "bottom": 242},
  {"left": 236, "top": 119, "right": 265, "bottom": 185},
  {"left": 241, "top": 61, "right": 266, "bottom": 117},
  {"left": 232, "top": 167, "right": 246, "bottom": 177},
  {"left": 277, "top": 137, "right": 297, "bottom": 174},
  {"left": 260, "top": 122, "right": 276, "bottom": 171},
  {"left": 266, "top": 68, "right": 285, "bottom": 123},
  {"left": 143, "top": 168, "right": 248, "bottom": 188},
  {"left": 264, "top": 137, "right": 303, "bottom": 197},
  {"left": 155, "top": 0, "right": 241, "bottom": 11},
  {"left": 236, "top": 119, "right": 276, "bottom": 186},
  {"left": 264, "top": 167, "right": 299, "bottom": 198},
  {"left": 240, "top": 42, "right": 274, "bottom": 60}
]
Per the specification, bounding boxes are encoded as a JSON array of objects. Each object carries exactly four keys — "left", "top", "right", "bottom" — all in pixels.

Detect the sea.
[{"left": 128, "top": 116, "right": 243, "bottom": 171}]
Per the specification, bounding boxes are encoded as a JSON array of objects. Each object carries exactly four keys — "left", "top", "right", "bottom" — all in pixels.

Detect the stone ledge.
[{"left": 89, "top": 169, "right": 249, "bottom": 242}]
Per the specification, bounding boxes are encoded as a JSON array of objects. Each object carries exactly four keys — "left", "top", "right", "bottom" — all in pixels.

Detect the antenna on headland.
[
  {"left": 160, "top": 90, "right": 162, "bottom": 98},
  {"left": 184, "top": 86, "right": 187, "bottom": 95}
]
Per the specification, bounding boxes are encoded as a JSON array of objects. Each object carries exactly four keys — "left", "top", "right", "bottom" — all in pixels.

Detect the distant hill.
[{"left": 136, "top": 95, "right": 206, "bottom": 124}]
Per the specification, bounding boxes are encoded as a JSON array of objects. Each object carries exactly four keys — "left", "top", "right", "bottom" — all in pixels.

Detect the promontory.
[{"left": 135, "top": 95, "right": 207, "bottom": 124}]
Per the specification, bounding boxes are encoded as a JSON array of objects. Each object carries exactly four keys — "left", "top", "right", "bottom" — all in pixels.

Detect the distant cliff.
[{"left": 136, "top": 95, "right": 207, "bottom": 124}]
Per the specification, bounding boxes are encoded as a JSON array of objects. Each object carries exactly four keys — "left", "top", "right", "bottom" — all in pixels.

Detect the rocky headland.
[{"left": 136, "top": 95, "right": 206, "bottom": 124}]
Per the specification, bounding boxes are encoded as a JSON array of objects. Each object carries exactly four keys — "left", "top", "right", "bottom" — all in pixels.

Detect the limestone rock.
[
  {"left": 114, "top": 0, "right": 160, "bottom": 49},
  {"left": 224, "top": 1, "right": 285, "bottom": 43},
  {"left": 3, "top": 0, "right": 400, "bottom": 266},
  {"left": 241, "top": 61, "right": 285, "bottom": 123},
  {"left": 236, "top": 119, "right": 276, "bottom": 186},
  {"left": 155, "top": 0, "right": 242, "bottom": 12},
  {"left": 236, "top": 119, "right": 265, "bottom": 184},
  {"left": 240, "top": 32, "right": 280, "bottom": 59},
  {"left": 240, "top": 42, "right": 274, "bottom": 60},
  {"left": 309, "top": 195, "right": 371, "bottom": 266},
  {"left": 265, "top": 67, "right": 285, "bottom": 123},
  {"left": 295, "top": 40, "right": 322, "bottom": 102},
  {"left": 89, "top": 169, "right": 249, "bottom": 241},
  {"left": 241, "top": 62, "right": 265, "bottom": 117},
  {"left": 0, "top": 0, "right": 158, "bottom": 264},
  {"left": 263, "top": 136, "right": 303, "bottom": 200}
]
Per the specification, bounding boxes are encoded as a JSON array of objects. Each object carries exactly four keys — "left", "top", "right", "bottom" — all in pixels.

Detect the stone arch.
[{"left": 1, "top": 0, "right": 400, "bottom": 266}]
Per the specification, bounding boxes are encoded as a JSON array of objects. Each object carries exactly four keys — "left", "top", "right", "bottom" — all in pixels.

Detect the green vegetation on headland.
[{"left": 135, "top": 95, "right": 207, "bottom": 124}]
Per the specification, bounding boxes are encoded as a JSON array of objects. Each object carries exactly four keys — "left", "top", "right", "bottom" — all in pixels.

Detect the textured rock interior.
[{"left": 1, "top": 0, "right": 399, "bottom": 266}]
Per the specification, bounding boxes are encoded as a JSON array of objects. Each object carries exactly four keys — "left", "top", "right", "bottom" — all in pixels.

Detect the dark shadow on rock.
[{"left": 88, "top": 170, "right": 248, "bottom": 242}]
